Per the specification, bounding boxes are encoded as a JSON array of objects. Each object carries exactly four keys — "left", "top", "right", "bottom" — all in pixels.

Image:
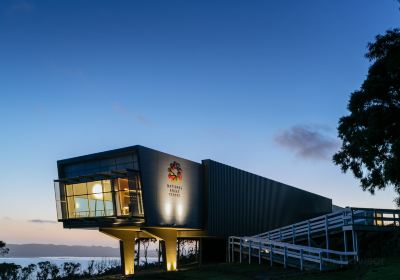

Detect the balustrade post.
[
  {"left": 239, "top": 238, "right": 242, "bottom": 263},
  {"left": 300, "top": 249, "right": 303, "bottom": 270},
  {"left": 283, "top": 247, "right": 287, "bottom": 268},
  {"left": 270, "top": 243, "right": 273, "bottom": 267},
  {"left": 248, "top": 240, "right": 251, "bottom": 264}
]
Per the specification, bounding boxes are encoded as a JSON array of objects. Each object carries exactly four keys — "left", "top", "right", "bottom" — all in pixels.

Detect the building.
[{"left": 54, "top": 145, "right": 332, "bottom": 275}]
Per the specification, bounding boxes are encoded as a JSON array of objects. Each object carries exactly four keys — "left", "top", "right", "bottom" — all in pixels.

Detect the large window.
[
  {"left": 65, "top": 180, "right": 114, "bottom": 218},
  {"left": 55, "top": 174, "right": 144, "bottom": 220},
  {"left": 115, "top": 177, "right": 144, "bottom": 217}
]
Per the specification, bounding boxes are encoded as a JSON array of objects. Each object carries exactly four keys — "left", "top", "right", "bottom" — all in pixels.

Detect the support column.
[
  {"left": 100, "top": 228, "right": 137, "bottom": 276},
  {"left": 145, "top": 228, "right": 178, "bottom": 271},
  {"left": 121, "top": 239, "right": 135, "bottom": 275}
]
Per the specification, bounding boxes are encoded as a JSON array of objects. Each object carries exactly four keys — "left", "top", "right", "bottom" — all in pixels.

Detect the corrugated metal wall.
[{"left": 203, "top": 160, "right": 332, "bottom": 237}]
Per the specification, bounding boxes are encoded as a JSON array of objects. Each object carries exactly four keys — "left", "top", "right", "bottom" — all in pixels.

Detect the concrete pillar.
[
  {"left": 120, "top": 239, "right": 135, "bottom": 275},
  {"left": 146, "top": 228, "right": 178, "bottom": 271},
  {"left": 100, "top": 229, "right": 136, "bottom": 276}
]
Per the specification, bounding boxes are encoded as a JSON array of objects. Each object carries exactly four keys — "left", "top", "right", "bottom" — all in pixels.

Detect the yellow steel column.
[
  {"left": 145, "top": 228, "right": 177, "bottom": 271},
  {"left": 100, "top": 228, "right": 137, "bottom": 275}
]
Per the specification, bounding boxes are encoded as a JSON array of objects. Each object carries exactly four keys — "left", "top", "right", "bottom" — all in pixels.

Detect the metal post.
[
  {"left": 279, "top": 229, "right": 282, "bottom": 241},
  {"left": 343, "top": 230, "right": 348, "bottom": 261},
  {"left": 292, "top": 225, "right": 295, "bottom": 244},
  {"left": 351, "top": 230, "right": 356, "bottom": 261},
  {"left": 354, "top": 231, "right": 359, "bottom": 262},
  {"left": 319, "top": 252, "right": 323, "bottom": 271},
  {"left": 300, "top": 249, "right": 303, "bottom": 270},
  {"left": 284, "top": 247, "right": 287, "bottom": 268},
  {"left": 228, "top": 238, "right": 230, "bottom": 263},
  {"left": 307, "top": 220, "right": 311, "bottom": 247},
  {"left": 325, "top": 216, "right": 329, "bottom": 250},
  {"left": 228, "top": 237, "right": 232, "bottom": 263},
  {"left": 270, "top": 243, "right": 273, "bottom": 266},
  {"left": 258, "top": 241, "right": 261, "bottom": 264},
  {"left": 248, "top": 240, "right": 251, "bottom": 264},
  {"left": 232, "top": 238, "right": 234, "bottom": 262},
  {"left": 351, "top": 208, "right": 354, "bottom": 225},
  {"left": 240, "top": 238, "right": 242, "bottom": 263}
]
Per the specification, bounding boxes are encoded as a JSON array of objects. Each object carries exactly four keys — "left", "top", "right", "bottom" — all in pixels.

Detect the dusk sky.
[{"left": 1, "top": 0, "right": 399, "bottom": 247}]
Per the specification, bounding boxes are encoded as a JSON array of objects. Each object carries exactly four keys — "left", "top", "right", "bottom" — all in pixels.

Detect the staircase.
[{"left": 228, "top": 207, "right": 400, "bottom": 271}]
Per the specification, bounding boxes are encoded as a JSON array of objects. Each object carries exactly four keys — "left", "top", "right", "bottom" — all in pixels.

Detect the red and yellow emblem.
[{"left": 168, "top": 161, "right": 183, "bottom": 182}]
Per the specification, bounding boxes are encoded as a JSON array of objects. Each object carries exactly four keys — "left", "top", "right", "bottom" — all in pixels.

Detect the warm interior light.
[
  {"left": 92, "top": 183, "right": 103, "bottom": 199},
  {"left": 167, "top": 262, "right": 171, "bottom": 271}
]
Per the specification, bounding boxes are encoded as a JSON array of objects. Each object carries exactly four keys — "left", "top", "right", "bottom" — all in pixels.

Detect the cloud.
[
  {"left": 8, "top": 1, "right": 33, "bottom": 15},
  {"left": 28, "top": 219, "right": 57, "bottom": 224},
  {"left": 112, "top": 102, "right": 151, "bottom": 125},
  {"left": 274, "top": 125, "right": 339, "bottom": 160}
]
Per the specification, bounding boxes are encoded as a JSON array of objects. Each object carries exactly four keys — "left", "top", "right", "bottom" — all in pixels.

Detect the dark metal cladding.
[
  {"left": 136, "top": 146, "right": 203, "bottom": 229},
  {"left": 203, "top": 159, "right": 332, "bottom": 237}
]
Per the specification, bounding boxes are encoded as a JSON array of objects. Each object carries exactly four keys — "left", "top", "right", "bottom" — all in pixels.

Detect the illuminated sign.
[{"left": 168, "top": 161, "right": 183, "bottom": 182}]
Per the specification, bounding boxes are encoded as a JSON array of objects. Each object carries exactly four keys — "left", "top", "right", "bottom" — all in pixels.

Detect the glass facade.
[
  {"left": 65, "top": 180, "right": 114, "bottom": 218},
  {"left": 55, "top": 173, "right": 144, "bottom": 220}
]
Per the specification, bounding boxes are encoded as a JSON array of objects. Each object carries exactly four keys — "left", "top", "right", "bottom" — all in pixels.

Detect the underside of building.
[{"left": 54, "top": 145, "right": 332, "bottom": 275}]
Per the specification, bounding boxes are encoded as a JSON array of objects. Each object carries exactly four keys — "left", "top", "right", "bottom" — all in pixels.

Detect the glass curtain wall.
[
  {"left": 65, "top": 180, "right": 114, "bottom": 218},
  {"left": 55, "top": 174, "right": 144, "bottom": 220}
]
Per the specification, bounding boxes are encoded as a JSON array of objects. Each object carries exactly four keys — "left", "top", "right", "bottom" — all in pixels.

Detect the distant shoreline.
[{"left": 5, "top": 244, "right": 120, "bottom": 258}]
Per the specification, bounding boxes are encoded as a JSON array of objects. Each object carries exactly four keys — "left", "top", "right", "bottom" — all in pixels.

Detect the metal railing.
[
  {"left": 254, "top": 208, "right": 400, "bottom": 243},
  {"left": 229, "top": 236, "right": 357, "bottom": 271},
  {"left": 229, "top": 207, "right": 400, "bottom": 271}
]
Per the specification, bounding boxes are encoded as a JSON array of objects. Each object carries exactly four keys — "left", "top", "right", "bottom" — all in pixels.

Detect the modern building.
[{"left": 54, "top": 145, "right": 332, "bottom": 275}]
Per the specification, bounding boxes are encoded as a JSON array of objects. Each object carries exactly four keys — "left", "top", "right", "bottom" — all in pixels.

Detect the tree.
[
  {"left": 0, "top": 241, "right": 9, "bottom": 256},
  {"left": 62, "top": 262, "right": 81, "bottom": 278},
  {"left": 36, "top": 261, "right": 52, "bottom": 280},
  {"left": 333, "top": 28, "right": 400, "bottom": 206},
  {"left": 0, "top": 263, "right": 21, "bottom": 280},
  {"left": 20, "top": 264, "right": 36, "bottom": 280}
]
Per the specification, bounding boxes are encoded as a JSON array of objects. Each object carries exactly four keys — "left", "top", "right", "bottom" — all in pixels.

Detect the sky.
[{"left": 0, "top": 0, "right": 399, "bottom": 248}]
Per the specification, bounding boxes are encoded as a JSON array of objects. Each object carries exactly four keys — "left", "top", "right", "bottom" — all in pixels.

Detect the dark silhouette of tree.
[
  {"left": 333, "top": 29, "right": 400, "bottom": 206},
  {"left": 0, "top": 241, "right": 9, "bottom": 256},
  {"left": 20, "top": 264, "right": 36, "bottom": 280}
]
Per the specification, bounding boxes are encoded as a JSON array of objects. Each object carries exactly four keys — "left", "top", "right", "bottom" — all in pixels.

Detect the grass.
[{"left": 90, "top": 257, "right": 400, "bottom": 280}]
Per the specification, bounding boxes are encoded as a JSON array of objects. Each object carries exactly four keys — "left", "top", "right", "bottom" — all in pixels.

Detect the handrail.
[
  {"left": 254, "top": 207, "right": 400, "bottom": 241},
  {"left": 229, "top": 207, "right": 400, "bottom": 271},
  {"left": 229, "top": 235, "right": 357, "bottom": 270}
]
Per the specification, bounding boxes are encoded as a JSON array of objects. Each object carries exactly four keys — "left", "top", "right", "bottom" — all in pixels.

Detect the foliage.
[
  {"left": 178, "top": 239, "right": 199, "bottom": 264},
  {"left": 62, "top": 262, "right": 81, "bottom": 278},
  {"left": 0, "top": 241, "right": 9, "bottom": 257},
  {"left": 0, "top": 263, "right": 21, "bottom": 280},
  {"left": 0, "top": 259, "right": 120, "bottom": 280},
  {"left": 36, "top": 261, "right": 52, "bottom": 280},
  {"left": 20, "top": 264, "right": 36, "bottom": 280},
  {"left": 333, "top": 28, "right": 400, "bottom": 206},
  {"left": 84, "top": 260, "right": 95, "bottom": 277}
]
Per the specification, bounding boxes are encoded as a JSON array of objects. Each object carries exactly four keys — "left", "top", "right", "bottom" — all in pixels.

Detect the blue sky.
[{"left": 0, "top": 0, "right": 399, "bottom": 246}]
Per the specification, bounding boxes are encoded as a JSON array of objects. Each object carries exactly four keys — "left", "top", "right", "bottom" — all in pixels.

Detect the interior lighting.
[{"left": 92, "top": 183, "right": 103, "bottom": 199}]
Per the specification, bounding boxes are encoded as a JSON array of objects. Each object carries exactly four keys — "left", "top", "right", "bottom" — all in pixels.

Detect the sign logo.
[{"left": 168, "top": 161, "right": 183, "bottom": 183}]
